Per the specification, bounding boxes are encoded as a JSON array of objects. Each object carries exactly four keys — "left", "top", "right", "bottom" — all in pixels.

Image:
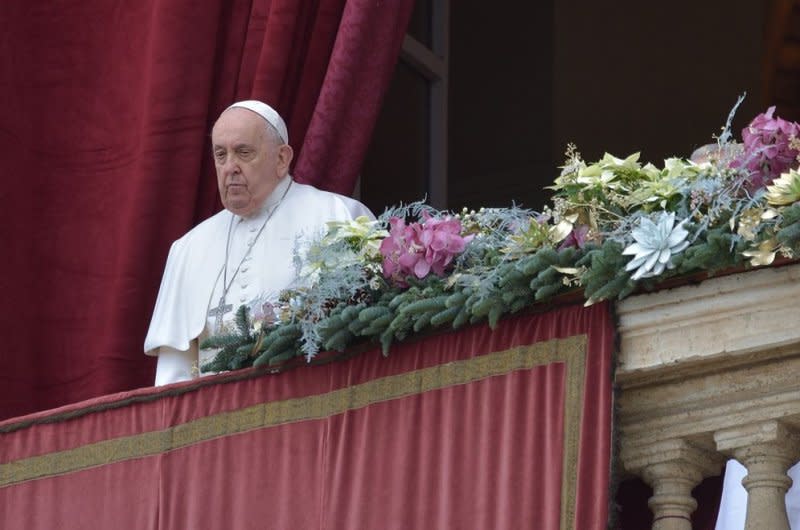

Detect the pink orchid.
[
  {"left": 558, "top": 224, "right": 591, "bottom": 250},
  {"left": 379, "top": 213, "right": 473, "bottom": 285},
  {"left": 732, "top": 106, "right": 800, "bottom": 190},
  {"left": 379, "top": 217, "right": 417, "bottom": 281}
]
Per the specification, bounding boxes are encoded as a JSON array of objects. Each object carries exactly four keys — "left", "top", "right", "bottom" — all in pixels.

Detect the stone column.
[
  {"left": 715, "top": 421, "right": 800, "bottom": 530},
  {"left": 623, "top": 439, "right": 724, "bottom": 530}
]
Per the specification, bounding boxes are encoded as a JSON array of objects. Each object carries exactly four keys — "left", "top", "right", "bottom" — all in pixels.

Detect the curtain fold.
[
  {"left": 320, "top": 363, "right": 568, "bottom": 529},
  {"left": 0, "top": 0, "right": 412, "bottom": 420},
  {"left": 0, "top": 303, "right": 615, "bottom": 529}
]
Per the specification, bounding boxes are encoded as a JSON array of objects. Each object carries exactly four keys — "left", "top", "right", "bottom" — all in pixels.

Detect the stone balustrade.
[{"left": 616, "top": 264, "right": 800, "bottom": 529}]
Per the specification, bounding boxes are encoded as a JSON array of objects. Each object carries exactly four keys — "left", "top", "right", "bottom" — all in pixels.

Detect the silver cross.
[{"left": 208, "top": 296, "right": 233, "bottom": 332}]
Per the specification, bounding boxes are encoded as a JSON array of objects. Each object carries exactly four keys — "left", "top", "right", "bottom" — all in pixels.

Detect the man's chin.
[{"left": 224, "top": 199, "right": 254, "bottom": 217}]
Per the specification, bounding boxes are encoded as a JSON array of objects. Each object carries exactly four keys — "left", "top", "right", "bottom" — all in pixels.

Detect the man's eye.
[{"left": 214, "top": 152, "right": 226, "bottom": 161}]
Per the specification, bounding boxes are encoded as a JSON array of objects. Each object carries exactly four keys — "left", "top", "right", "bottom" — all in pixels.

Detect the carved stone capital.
[{"left": 623, "top": 439, "right": 724, "bottom": 530}]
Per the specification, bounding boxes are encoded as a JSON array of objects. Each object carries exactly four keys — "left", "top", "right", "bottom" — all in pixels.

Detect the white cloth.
[
  {"left": 145, "top": 177, "right": 373, "bottom": 385},
  {"left": 716, "top": 459, "right": 800, "bottom": 529}
]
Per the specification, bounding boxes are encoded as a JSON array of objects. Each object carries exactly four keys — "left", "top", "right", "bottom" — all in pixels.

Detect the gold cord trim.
[{"left": 1, "top": 334, "right": 588, "bottom": 529}]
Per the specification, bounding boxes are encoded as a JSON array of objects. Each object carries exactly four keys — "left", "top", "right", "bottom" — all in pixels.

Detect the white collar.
[{"left": 234, "top": 176, "right": 293, "bottom": 223}]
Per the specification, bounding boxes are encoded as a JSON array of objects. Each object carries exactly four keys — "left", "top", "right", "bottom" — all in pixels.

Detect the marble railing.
[{"left": 617, "top": 263, "right": 800, "bottom": 530}]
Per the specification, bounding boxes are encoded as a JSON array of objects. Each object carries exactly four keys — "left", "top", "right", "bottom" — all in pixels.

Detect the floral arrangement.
[
  {"left": 381, "top": 212, "right": 474, "bottom": 284},
  {"left": 201, "top": 101, "right": 800, "bottom": 373}
]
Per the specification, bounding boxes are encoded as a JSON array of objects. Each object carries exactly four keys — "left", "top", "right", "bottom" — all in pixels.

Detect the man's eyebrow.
[{"left": 212, "top": 143, "right": 255, "bottom": 150}]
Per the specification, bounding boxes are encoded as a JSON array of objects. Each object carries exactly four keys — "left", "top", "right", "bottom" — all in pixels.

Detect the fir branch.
[{"left": 234, "top": 305, "right": 252, "bottom": 338}]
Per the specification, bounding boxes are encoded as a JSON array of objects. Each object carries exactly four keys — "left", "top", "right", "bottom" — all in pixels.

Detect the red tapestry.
[{"left": 0, "top": 303, "right": 614, "bottom": 529}]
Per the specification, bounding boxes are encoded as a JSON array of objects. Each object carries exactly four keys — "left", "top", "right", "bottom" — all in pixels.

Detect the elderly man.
[{"left": 145, "top": 100, "right": 373, "bottom": 385}]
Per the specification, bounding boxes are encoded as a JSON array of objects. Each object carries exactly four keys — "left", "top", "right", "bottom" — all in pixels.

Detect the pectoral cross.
[{"left": 208, "top": 296, "right": 233, "bottom": 333}]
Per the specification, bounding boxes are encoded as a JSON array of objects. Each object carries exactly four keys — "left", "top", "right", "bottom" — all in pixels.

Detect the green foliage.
[
  {"left": 199, "top": 305, "right": 259, "bottom": 373},
  {"left": 234, "top": 305, "right": 251, "bottom": 337},
  {"left": 206, "top": 121, "right": 800, "bottom": 373},
  {"left": 578, "top": 241, "right": 629, "bottom": 302},
  {"left": 777, "top": 204, "right": 800, "bottom": 249},
  {"left": 679, "top": 227, "right": 744, "bottom": 272}
]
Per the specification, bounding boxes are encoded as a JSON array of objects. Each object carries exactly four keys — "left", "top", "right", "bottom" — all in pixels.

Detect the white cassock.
[
  {"left": 144, "top": 176, "right": 374, "bottom": 385},
  {"left": 716, "top": 460, "right": 800, "bottom": 529}
]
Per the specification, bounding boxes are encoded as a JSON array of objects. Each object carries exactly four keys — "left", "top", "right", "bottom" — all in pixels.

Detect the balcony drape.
[
  {"left": 0, "top": 0, "right": 413, "bottom": 420},
  {"left": 0, "top": 303, "right": 614, "bottom": 529}
]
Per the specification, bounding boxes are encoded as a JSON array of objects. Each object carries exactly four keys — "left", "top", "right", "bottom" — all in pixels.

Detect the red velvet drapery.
[
  {"left": 1, "top": 303, "right": 614, "bottom": 529},
  {"left": 0, "top": 0, "right": 413, "bottom": 420}
]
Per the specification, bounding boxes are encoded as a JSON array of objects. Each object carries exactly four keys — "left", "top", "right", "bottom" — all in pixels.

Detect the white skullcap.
[{"left": 225, "top": 100, "right": 289, "bottom": 144}]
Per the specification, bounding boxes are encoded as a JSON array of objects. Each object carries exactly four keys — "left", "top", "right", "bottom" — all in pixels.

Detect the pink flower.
[
  {"left": 732, "top": 106, "right": 800, "bottom": 190},
  {"left": 379, "top": 217, "right": 416, "bottom": 281},
  {"left": 249, "top": 300, "right": 278, "bottom": 326},
  {"left": 379, "top": 213, "right": 473, "bottom": 284},
  {"left": 558, "top": 224, "right": 590, "bottom": 250}
]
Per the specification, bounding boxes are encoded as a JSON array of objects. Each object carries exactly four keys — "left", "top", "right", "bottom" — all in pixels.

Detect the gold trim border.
[{"left": 1, "top": 335, "right": 587, "bottom": 528}]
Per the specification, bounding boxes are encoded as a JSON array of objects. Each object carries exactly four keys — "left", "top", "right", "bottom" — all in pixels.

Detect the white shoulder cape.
[{"left": 144, "top": 180, "right": 373, "bottom": 355}]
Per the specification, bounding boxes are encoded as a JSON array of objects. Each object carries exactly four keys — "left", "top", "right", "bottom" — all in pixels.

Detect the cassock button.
[{"left": 247, "top": 238, "right": 255, "bottom": 246}]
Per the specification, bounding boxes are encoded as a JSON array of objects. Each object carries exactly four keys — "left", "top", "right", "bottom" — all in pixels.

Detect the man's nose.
[{"left": 222, "top": 156, "right": 240, "bottom": 175}]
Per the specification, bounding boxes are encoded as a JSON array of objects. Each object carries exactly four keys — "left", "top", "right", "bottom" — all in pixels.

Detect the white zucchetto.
[{"left": 225, "top": 100, "right": 289, "bottom": 144}]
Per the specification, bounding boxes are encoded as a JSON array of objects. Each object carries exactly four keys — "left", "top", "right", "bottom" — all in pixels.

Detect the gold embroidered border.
[{"left": 1, "top": 335, "right": 587, "bottom": 528}]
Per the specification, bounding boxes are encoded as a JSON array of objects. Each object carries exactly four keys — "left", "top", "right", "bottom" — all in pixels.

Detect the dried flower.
[
  {"left": 622, "top": 212, "right": 690, "bottom": 280},
  {"left": 742, "top": 239, "right": 778, "bottom": 267},
  {"left": 735, "top": 207, "right": 765, "bottom": 241}
]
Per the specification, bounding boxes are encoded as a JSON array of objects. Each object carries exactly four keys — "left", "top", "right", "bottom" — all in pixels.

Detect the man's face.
[{"left": 211, "top": 108, "right": 292, "bottom": 217}]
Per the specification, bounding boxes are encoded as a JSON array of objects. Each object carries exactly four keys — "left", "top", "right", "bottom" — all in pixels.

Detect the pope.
[{"left": 144, "top": 100, "right": 373, "bottom": 385}]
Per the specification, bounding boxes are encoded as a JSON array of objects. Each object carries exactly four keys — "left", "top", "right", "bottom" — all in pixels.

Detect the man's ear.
[{"left": 277, "top": 144, "right": 294, "bottom": 177}]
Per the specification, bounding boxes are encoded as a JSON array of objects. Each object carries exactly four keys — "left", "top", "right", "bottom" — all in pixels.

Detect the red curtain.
[
  {"left": 0, "top": 303, "right": 615, "bottom": 529},
  {"left": 0, "top": 0, "right": 413, "bottom": 420}
]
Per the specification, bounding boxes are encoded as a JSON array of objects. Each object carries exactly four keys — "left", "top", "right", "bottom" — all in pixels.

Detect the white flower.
[
  {"left": 623, "top": 212, "right": 689, "bottom": 280},
  {"left": 368, "top": 276, "right": 382, "bottom": 291}
]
